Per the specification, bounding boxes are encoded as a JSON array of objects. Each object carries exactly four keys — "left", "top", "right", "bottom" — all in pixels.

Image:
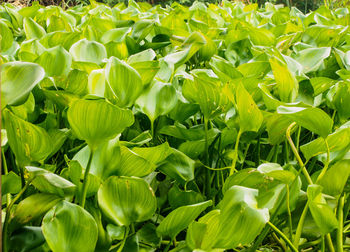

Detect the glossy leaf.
[
  {"left": 277, "top": 105, "right": 333, "bottom": 138},
  {"left": 105, "top": 57, "right": 143, "bottom": 107},
  {"left": 67, "top": 98, "right": 134, "bottom": 149},
  {"left": 1, "top": 61, "right": 45, "bottom": 107},
  {"left": 98, "top": 176, "right": 157, "bottom": 226},
  {"left": 69, "top": 39, "right": 107, "bottom": 65},
  {"left": 42, "top": 200, "right": 98, "bottom": 252},
  {"left": 156, "top": 200, "right": 212, "bottom": 239}
]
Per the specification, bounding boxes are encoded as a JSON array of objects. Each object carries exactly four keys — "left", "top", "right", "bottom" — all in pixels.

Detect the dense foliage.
[{"left": 1, "top": 1, "right": 350, "bottom": 251}]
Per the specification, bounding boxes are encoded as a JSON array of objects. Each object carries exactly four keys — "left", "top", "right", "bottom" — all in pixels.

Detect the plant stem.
[
  {"left": 230, "top": 129, "right": 242, "bottom": 175},
  {"left": 164, "top": 238, "right": 173, "bottom": 252},
  {"left": 326, "top": 233, "right": 335, "bottom": 252},
  {"left": 3, "top": 177, "right": 34, "bottom": 252},
  {"left": 267, "top": 222, "right": 298, "bottom": 252},
  {"left": 204, "top": 118, "right": 211, "bottom": 198},
  {"left": 337, "top": 195, "right": 345, "bottom": 252},
  {"left": 286, "top": 185, "right": 293, "bottom": 240},
  {"left": 293, "top": 202, "right": 309, "bottom": 249},
  {"left": 117, "top": 227, "right": 129, "bottom": 252},
  {"left": 2, "top": 149, "right": 11, "bottom": 207},
  {"left": 286, "top": 122, "right": 313, "bottom": 185},
  {"left": 315, "top": 139, "right": 330, "bottom": 184},
  {"left": 80, "top": 150, "right": 94, "bottom": 208}
]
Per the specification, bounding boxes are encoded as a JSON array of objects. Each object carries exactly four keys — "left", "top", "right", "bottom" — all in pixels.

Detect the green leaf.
[
  {"left": 157, "top": 148, "right": 196, "bottom": 184},
  {"left": 318, "top": 159, "right": 350, "bottom": 197},
  {"left": 98, "top": 176, "right": 157, "bottom": 226},
  {"left": 300, "top": 121, "right": 350, "bottom": 160},
  {"left": 156, "top": 200, "right": 212, "bottom": 239},
  {"left": 136, "top": 81, "right": 177, "bottom": 122},
  {"left": 42, "top": 201, "right": 98, "bottom": 252},
  {"left": 1, "top": 171, "right": 21, "bottom": 195},
  {"left": 182, "top": 70, "right": 227, "bottom": 119},
  {"left": 269, "top": 56, "right": 298, "bottom": 102},
  {"left": 105, "top": 57, "right": 143, "bottom": 107},
  {"left": 0, "top": 19, "right": 13, "bottom": 52},
  {"left": 23, "top": 17, "right": 46, "bottom": 40},
  {"left": 1, "top": 61, "right": 44, "bottom": 107},
  {"left": 294, "top": 47, "right": 331, "bottom": 73},
  {"left": 88, "top": 69, "right": 105, "bottom": 96},
  {"left": 236, "top": 83, "right": 263, "bottom": 133},
  {"left": 13, "top": 193, "right": 63, "bottom": 224},
  {"left": 69, "top": 39, "right": 107, "bottom": 65},
  {"left": 35, "top": 46, "right": 72, "bottom": 77},
  {"left": 9, "top": 226, "right": 45, "bottom": 252},
  {"left": 307, "top": 185, "right": 338, "bottom": 235},
  {"left": 209, "top": 55, "right": 243, "bottom": 83},
  {"left": 214, "top": 186, "right": 269, "bottom": 248},
  {"left": 310, "top": 77, "right": 336, "bottom": 96},
  {"left": 25, "top": 166, "right": 76, "bottom": 197},
  {"left": 129, "top": 60, "right": 160, "bottom": 86},
  {"left": 67, "top": 98, "right": 134, "bottom": 149},
  {"left": 332, "top": 81, "right": 350, "bottom": 119},
  {"left": 277, "top": 106, "right": 333, "bottom": 138},
  {"left": 3, "top": 110, "right": 52, "bottom": 165}
]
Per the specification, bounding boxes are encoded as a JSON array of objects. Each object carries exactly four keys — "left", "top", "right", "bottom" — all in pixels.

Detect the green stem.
[
  {"left": 164, "top": 238, "right": 173, "bottom": 252},
  {"left": 286, "top": 122, "right": 313, "bottom": 185},
  {"left": 267, "top": 221, "right": 298, "bottom": 252},
  {"left": 80, "top": 150, "right": 94, "bottom": 208},
  {"left": 293, "top": 202, "right": 309, "bottom": 249},
  {"left": 204, "top": 118, "right": 211, "bottom": 198},
  {"left": 326, "top": 233, "right": 335, "bottom": 252},
  {"left": 230, "top": 129, "right": 242, "bottom": 175},
  {"left": 2, "top": 149, "right": 11, "bottom": 207},
  {"left": 315, "top": 139, "right": 330, "bottom": 184},
  {"left": 286, "top": 185, "right": 293, "bottom": 240},
  {"left": 337, "top": 195, "right": 345, "bottom": 252},
  {"left": 3, "top": 177, "right": 34, "bottom": 252},
  {"left": 117, "top": 227, "right": 129, "bottom": 252}
]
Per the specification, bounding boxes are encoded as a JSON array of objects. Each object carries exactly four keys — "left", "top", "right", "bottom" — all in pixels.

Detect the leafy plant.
[{"left": 1, "top": 1, "right": 350, "bottom": 252}]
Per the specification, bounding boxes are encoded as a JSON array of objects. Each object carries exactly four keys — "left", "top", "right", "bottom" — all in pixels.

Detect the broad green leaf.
[
  {"left": 35, "top": 46, "right": 72, "bottom": 77},
  {"left": 98, "top": 176, "right": 157, "bottom": 226},
  {"left": 1, "top": 61, "right": 44, "bottom": 107},
  {"left": 332, "top": 81, "right": 350, "bottom": 119},
  {"left": 182, "top": 70, "right": 227, "bottom": 119},
  {"left": 42, "top": 201, "right": 98, "bottom": 252},
  {"left": 1, "top": 171, "right": 21, "bottom": 195},
  {"left": 277, "top": 106, "right": 333, "bottom": 138},
  {"left": 168, "top": 185, "right": 205, "bottom": 209},
  {"left": 3, "top": 110, "right": 52, "bottom": 165},
  {"left": 130, "top": 60, "right": 160, "bottom": 85},
  {"left": 156, "top": 200, "right": 212, "bottom": 239},
  {"left": 294, "top": 47, "right": 331, "bottom": 73},
  {"left": 13, "top": 193, "right": 63, "bottom": 224},
  {"left": 0, "top": 19, "right": 13, "bottom": 52},
  {"left": 18, "top": 39, "right": 46, "bottom": 62},
  {"left": 25, "top": 166, "right": 76, "bottom": 197},
  {"left": 209, "top": 55, "right": 243, "bottom": 83},
  {"left": 318, "top": 159, "right": 350, "bottom": 197},
  {"left": 269, "top": 56, "right": 298, "bottom": 102},
  {"left": 310, "top": 77, "right": 336, "bottom": 96},
  {"left": 265, "top": 113, "right": 294, "bottom": 145},
  {"left": 186, "top": 210, "right": 222, "bottom": 251},
  {"left": 23, "top": 17, "right": 46, "bottom": 40},
  {"left": 105, "top": 57, "right": 143, "bottom": 107},
  {"left": 236, "top": 83, "right": 263, "bottom": 133},
  {"left": 214, "top": 186, "right": 269, "bottom": 248},
  {"left": 157, "top": 148, "right": 196, "bottom": 184},
  {"left": 9, "top": 226, "right": 45, "bottom": 252},
  {"left": 100, "top": 27, "right": 131, "bottom": 44},
  {"left": 88, "top": 69, "right": 105, "bottom": 96},
  {"left": 69, "top": 39, "right": 107, "bottom": 65},
  {"left": 307, "top": 185, "right": 338, "bottom": 235},
  {"left": 127, "top": 49, "right": 156, "bottom": 64},
  {"left": 136, "top": 81, "right": 177, "bottom": 122},
  {"left": 301, "top": 121, "right": 350, "bottom": 160},
  {"left": 67, "top": 98, "right": 134, "bottom": 149}
]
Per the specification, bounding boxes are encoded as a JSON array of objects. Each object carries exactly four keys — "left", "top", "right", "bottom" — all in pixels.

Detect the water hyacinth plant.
[{"left": 1, "top": 0, "right": 350, "bottom": 251}]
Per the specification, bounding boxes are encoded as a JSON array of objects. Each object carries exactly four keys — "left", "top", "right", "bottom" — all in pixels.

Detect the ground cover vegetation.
[{"left": 1, "top": 0, "right": 350, "bottom": 251}]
